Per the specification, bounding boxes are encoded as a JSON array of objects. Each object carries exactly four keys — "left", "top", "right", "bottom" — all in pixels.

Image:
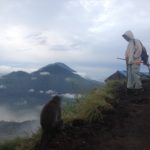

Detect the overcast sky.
[{"left": 0, "top": 0, "right": 150, "bottom": 81}]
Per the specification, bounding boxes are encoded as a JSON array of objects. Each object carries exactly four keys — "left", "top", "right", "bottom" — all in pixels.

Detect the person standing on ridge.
[{"left": 122, "top": 30, "right": 143, "bottom": 94}]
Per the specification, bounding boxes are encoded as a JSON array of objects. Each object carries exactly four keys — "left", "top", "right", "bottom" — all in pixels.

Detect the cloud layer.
[{"left": 0, "top": 0, "right": 150, "bottom": 80}]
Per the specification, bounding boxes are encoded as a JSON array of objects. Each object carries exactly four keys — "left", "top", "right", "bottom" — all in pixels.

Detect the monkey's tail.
[
  {"left": 37, "top": 132, "right": 51, "bottom": 150},
  {"left": 34, "top": 129, "right": 60, "bottom": 150}
]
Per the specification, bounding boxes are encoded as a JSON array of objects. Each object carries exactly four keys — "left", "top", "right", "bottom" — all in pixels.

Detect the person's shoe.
[
  {"left": 134, "top": 88, "right": 144, "bottom": 95},
  {"left": 126, "top": 88, "right": 134, "bottom": 95},
  {"left": 138, "top": 88, "right": 144, "bottom": 94}
]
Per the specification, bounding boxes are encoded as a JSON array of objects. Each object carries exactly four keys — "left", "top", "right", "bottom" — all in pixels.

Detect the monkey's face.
[{"left": 51, "top": 95, "right": 61, "bottom": 106}]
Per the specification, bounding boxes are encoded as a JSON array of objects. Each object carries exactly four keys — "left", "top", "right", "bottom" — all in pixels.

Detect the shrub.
[{"left": 63, "top": 80, "right": 123, "bottom": 123}]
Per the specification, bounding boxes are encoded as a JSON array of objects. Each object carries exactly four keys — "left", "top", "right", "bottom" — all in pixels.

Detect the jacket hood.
[{"left": 123, "top": 30, "right": 134, "bottom": 40}]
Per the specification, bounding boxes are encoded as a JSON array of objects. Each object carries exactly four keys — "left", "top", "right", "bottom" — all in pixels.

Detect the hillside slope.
[{"left": 37, "top": 80, "right": 150, "bottom": 150}]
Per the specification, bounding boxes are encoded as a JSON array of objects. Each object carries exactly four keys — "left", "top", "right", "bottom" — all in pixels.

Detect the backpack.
[{"left": 134, "top": 40, "right": 149, "bottom": 66}]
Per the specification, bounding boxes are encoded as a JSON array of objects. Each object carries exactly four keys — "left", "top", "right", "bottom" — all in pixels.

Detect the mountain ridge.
[{"left": 37, "top": 62, "right": 75, "bottom": 73}]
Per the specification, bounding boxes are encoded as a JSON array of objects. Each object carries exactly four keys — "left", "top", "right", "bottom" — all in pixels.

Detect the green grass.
[{"left": 63, "top": 80, "right": 123, "bottom": 123}]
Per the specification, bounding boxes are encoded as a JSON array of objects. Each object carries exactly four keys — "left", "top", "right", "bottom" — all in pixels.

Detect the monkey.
[
  {"left": 40, "top": 95, "right": 63, "bottom": 134},
  {"left": 38, "top": 95, "right": 63, "bottom": 150}
]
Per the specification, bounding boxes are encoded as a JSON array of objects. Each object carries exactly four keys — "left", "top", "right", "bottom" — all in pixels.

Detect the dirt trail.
[
  {"left": 99, "top": 97, "right": 150, "bottom": 150},
  {"left": 42, "top": 80, "right": 150, "bottom": 150}
]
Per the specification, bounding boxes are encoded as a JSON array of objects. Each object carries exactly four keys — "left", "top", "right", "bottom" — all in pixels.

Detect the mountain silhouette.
[{"left": 0, "top": 63, "right": 102, "bottom": 109}]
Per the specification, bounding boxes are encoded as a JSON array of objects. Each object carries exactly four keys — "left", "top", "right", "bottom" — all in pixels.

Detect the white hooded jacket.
[{"left": 124, "top": 31, "right": 142, "bottom": 64}]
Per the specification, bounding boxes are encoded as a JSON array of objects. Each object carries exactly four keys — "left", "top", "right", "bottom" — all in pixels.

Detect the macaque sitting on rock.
[
  {"left": 38, "top": 95, "right": 63, "bottom": 150},
  {"left": 40, "top": 95, "right": 63, "bottom": 135}
]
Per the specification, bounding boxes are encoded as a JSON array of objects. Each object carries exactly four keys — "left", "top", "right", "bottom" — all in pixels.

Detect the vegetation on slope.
[{"left": 63, "top": 81, "right": 122, "bottom": 123}]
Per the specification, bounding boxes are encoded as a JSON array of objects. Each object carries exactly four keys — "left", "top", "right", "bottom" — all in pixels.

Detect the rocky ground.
[{"left": 36, "top": 80, "right": 150, "bottom": 150}]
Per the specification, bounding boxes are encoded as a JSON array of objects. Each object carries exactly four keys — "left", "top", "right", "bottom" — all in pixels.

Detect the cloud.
[
  {"left": 26, "top": 32, "right": 48, "bottom": 45},
  {"left": 0, "top": 0, "right": 150, "bottom": 81},
  {"left": 0, "top": 106, "right": 39, "bottom": 122}
]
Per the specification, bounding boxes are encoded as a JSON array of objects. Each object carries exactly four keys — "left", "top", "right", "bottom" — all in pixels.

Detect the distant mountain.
[
  {"left": 0, "top": 62, "right": 102, "bottom": 109},
  {"left": 0, "top": 120, "right": 39, "bottom": 140},
  {"left": 37, "top": 62, "right": 75, "bottom": 73}
]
